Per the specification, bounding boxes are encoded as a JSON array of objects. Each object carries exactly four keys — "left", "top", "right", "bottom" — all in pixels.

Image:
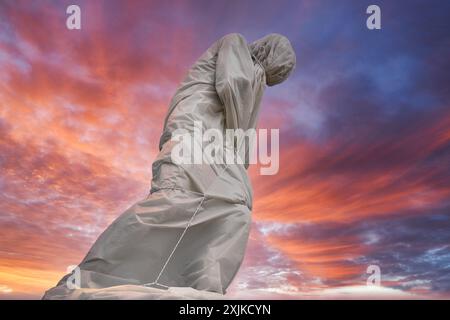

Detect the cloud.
[
  {"left": 0, "top": 116, "right": 148, "bottom": 295},
  {"left": 244, "top": 211, "right": 450, "bottom": 297},
  {"left": 0, "top": 284, "right": 13, "bottom": 294},
  {"left": 1, "top": 0, "right": 450, "bottom": 299}
]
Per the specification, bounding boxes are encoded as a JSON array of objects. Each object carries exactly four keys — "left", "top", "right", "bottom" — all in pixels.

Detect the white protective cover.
[{"left": 43, "top": 33, "right": 295, "bottom": 299}]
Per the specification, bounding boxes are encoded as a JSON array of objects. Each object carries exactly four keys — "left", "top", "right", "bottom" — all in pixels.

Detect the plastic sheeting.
[{"left": 43, "top": 33, "right": 296, "bottom": 299}]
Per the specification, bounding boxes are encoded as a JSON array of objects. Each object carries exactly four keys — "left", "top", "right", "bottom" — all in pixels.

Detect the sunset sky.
[{"left": 1, "top": 0, "right": 449, "bottom": 299}]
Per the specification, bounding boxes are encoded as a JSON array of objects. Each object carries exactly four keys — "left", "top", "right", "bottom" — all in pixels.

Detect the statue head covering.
[{"left": 249, "top": 33, "right": 296, "bottom": 86}]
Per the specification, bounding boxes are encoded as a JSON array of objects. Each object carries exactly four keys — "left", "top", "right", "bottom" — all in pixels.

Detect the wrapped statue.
[{"left": 43, "top": 33, "right": 296, "bottom": 299}]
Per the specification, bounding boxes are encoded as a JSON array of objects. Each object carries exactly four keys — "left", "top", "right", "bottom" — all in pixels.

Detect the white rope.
[
  {"left": 145, "top": 137, "right": 247, "bottom": 288},
  {"left": 144, "top": 196, "right": 205, "bottom": 288}
]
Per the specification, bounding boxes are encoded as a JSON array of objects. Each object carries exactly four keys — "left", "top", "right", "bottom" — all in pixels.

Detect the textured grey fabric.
[
  {"left": 43, "top": 33, "right": 295, "bottom": 299},
  {"left": 250, "top": 33, "right": 296, "bottom": 86}
]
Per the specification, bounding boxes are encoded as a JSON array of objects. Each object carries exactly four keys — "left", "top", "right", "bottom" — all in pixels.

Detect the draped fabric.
[{"left": 43, "top": 33, "right": 295, "bottom": 299}]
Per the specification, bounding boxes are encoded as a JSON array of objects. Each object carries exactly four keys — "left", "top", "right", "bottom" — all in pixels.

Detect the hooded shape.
[{"left": 250, "top": 33, "right": 296, "bottom": 86}]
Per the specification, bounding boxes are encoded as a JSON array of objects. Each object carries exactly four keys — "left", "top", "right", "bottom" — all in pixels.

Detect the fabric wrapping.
[{"left": 43, "top": 33, "right": 295, "bottom": 299}]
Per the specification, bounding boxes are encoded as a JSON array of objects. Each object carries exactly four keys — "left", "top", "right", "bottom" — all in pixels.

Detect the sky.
[{"left": 0, "top": 0, "right": 449, "bottom": 299}]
